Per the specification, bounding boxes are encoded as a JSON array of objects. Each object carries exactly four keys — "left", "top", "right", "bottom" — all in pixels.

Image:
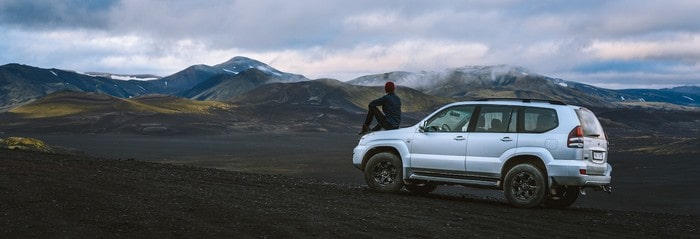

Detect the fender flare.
[{"left": 359, "top": 139, "right": 411, "bottom": 171}]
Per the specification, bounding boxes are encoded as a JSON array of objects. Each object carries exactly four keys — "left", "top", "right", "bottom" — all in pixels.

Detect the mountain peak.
[
  {"left": 219, "top": 56, "right": 262, "bottom": 65},
  {"left": 212, "top": 56, "right": 308, "bottom": 82},
  {"left": 214, "top": 56, "right": 270, "bottom": 74}
]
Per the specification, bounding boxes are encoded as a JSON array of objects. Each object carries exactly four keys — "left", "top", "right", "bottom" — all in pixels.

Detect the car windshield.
[
  {"left": 425, "top": 105, "right": 475, "bottom": 132},
  {"left": 575, "top": 107, "right": 605, "bottom": 138}
]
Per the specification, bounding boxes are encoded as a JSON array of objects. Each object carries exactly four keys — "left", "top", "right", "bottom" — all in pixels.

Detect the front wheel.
[
  {"left": 503, "top": 164, "right": 547, "bottom": 208},
  {"left": 364, "top": 152, "right": 404, "bottom": 193}
]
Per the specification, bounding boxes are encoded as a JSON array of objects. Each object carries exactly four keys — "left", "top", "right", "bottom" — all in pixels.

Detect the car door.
[
  {"left": 465, "top": 105, "right": 518, "bottom": 177},
  {"left": 410, "top": 105, "right": 475, "bottom": 173}
]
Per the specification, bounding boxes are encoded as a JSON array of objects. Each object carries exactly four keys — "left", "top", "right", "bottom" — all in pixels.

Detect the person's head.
[{"left": 384, "top": 81, "right": 395, "bottom": 93}]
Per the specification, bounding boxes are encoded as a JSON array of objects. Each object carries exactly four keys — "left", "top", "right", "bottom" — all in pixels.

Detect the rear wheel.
[
  {"left": 364, "top": 152, "right": 404, "bottom": 193},
  {"left": 405, "top": 182, "right": 438, "bottom": 194},
  {"left": 544, "top": 186, "right": 580, "bottom": 208},
  {"left": 503, "top": 164, "right": 547, "bottom": 208}
]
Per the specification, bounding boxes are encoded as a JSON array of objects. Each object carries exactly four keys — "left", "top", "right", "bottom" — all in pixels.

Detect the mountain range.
[
  {"left": 3, "top": 57, "right": 698, "bottom": 111},
  {"left": 1, "top": 56, "right": 698, "bottom": 134},
  {"left": 0, "top": 79, "right": 449, "bottom": 134},
  {"left": 0, "top": 56, "right": 307, "bottom": 110},
  {"left": 348, "top": 65, "right": 699, "bottom": 108}
]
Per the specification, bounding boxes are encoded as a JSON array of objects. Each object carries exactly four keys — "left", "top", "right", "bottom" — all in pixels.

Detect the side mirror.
[{"left": 419, "top": 121, "right": 427, "bottom": 133}]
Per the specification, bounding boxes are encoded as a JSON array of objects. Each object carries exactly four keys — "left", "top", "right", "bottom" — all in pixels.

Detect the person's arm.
[{"left": 369, "top": 95, "right": 387, "bottom": 107}]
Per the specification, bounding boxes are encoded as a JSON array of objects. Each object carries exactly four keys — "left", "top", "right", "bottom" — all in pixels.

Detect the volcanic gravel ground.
[{"left": 1, "top": 149, "right": 697, "bottom": 238}]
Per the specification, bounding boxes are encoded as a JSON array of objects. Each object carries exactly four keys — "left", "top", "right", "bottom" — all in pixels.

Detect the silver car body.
[{"left": 353, "top": 100, "right": 612, "bottom": 190}]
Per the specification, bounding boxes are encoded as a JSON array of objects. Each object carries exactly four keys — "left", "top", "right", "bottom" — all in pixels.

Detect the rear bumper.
[
  {"left": 547, "top": 160, "right": 612, "bottom": 187},
  {"left": 551, "top": 174, "right": 611, "bottom": 187}
]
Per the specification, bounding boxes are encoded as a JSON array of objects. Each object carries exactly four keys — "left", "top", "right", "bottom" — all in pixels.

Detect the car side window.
[
  {"left": 475, "top": 105, "right": 516, "bottom": 133},
  {"left": 522, "top": 107, "right": 558, "bottom": 133},
  {"left": 424, "top": 105, "right": 475, "bottom": 132}
]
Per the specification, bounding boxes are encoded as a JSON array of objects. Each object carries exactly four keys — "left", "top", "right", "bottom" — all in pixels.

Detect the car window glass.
[
  {"left": 425, "top": 105, "right": 475, "bottom": 132},
  {"left": 575, "top": 107, "right": 605, "bottom": 138},
  {"left": 523, "top": 107, "right": 558, "bottom": 133},
  {"left": 475, "top": 105, "right": 515, "bottom": 133}
]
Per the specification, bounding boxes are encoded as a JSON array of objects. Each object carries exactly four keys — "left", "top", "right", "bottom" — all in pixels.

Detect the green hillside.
[{"left": 10, "top": 91, "right": 232, "bottom": 119}]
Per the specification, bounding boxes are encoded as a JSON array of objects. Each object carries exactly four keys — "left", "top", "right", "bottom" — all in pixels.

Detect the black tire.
[
  {"left": 503, "top": 164, "right": 547, "bottom": 208},
  {"left": 544, "top": 186, "right": 580, "bottom": 209},
  {"left": 364, "top": 152, "right": 404, "bottom": 193},
  {"left": 405, "top": 182, "right": 438, "bottom": 194}
]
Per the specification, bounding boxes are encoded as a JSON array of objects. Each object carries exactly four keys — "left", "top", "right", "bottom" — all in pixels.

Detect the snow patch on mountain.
[
  {"left": 110, "top": 75, "right": 158, "bottom": 81},
  {"left": 223, "top": 69, "right": 239, "bottom": 74}
]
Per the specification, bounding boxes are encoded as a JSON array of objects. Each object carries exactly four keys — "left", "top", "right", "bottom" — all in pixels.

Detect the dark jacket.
[{"left": 369, "top": 93, "right": 401, "bottom": 128}]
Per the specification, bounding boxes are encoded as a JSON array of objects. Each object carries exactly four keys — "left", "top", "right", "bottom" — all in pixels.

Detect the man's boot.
[{"left": 358, "top": 124, "right": 370, "bottom": 135}]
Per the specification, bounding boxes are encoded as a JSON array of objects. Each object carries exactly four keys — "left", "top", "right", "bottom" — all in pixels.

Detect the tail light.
[{"left": 568, "top": 126, "right": 583, "bottom": 148}]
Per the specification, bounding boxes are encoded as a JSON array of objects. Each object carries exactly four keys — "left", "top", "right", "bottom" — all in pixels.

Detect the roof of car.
[
  {"left": 475, "top": 98, "right": 567, "bottom": 105},
  {"left": 442, "top": 98, "right": 577, "bottom": 109}
]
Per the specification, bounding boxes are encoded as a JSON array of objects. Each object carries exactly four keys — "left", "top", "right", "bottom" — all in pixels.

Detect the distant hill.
[
  {"left": 1, "top": 56, "right": 698, "bottom": 134},
  {"left": 8, "top": 91, "right": 235, "bottom": 118},
  {"left": 3, "top": 91, "right": 235, "bottom": 135},
  {"left": 3, "top": 57, "right": 698, "bottom": 111},
  {"left": 233, "top": 78, "right": 451, "bottom": 113},
  {"left": 0, "top": 79, "right": 452, "bottom": 134},
  {"left": 667, "top": 85, "right": 700, "bottom": 95},
  {"left": 213, "top": 56, "right": 308, "bottom": 82},
  {"left": 0, "top": 64, "right": 152, "bottom": 110},
  {"left": 142, "top": 64, "right": 226, "bottom": 94},
  {"left": 0, "top": 56, "right": 308, "bottom": 110},
  {"left": 147, "top": 56, "right": 308, "bottom": 96},
  {"left": 229, "top": 79, "right": 452, "bottom": 131},
  {"left": 179, "top": 67, "right": 307, "bottom": 101},
  {"left": 616, "top": 88, "right": 699, "bottom": 106},
  {"left": 347, "top": 65, "right": 699, "bottom": 107}
]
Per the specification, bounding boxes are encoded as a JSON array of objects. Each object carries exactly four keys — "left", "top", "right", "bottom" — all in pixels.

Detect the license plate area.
[{"left": 592, "top": 151, "right": 605, "bottom": 162}]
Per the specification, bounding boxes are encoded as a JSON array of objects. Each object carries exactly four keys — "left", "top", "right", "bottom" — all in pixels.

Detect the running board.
[{"left": 408, "top": 174, "right": 500, "bottom": 188}]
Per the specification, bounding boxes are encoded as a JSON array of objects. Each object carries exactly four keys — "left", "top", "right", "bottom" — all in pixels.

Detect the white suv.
[{"left": 353, "top": 99, "right": 612, "bottom": 208}]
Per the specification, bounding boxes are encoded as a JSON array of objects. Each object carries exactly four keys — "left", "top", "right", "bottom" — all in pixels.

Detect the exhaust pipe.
[{"left": 603, "top": 185, "right": 612, "bottom": 194}]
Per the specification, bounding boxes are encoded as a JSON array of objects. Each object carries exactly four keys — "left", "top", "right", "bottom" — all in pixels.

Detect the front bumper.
[{"left": 352, "top": 145, "right": 368, "bottom": 170}]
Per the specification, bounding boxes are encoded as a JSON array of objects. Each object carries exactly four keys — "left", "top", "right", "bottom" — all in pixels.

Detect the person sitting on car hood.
[{"left": 359, "top": 81, "right": 401, "bottom": 135}]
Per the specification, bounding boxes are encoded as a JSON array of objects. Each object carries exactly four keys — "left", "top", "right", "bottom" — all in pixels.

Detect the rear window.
[
  {"left": 575, "top": 107, "right": 606, "bottom": 138},
  {"left": 475, "top": 105, "right": 516, "bottom": 133},
  {"left": 522, "top": 107, "right": 558, "bottom": 133}
]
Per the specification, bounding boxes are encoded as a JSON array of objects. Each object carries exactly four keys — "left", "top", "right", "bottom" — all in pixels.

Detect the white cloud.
[
  {"left": 584, "top": 34, "right": 700, "bottom": 62},
  {"left": 259, "top": 39, "right": 490, "bottom": 80},
  {"left": 2, "top": 0, "right": 700, "bottom": 88},
  {"left": 560, "top": 70, "right": 700, "bottom": 89},
  {"left": 587, "top": 0, "right": 700, "bottom": 37}
]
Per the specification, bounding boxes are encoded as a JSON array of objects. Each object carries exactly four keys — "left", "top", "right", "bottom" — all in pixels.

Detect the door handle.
[
  {"left": 501, "top": 137, "right": 513, "bottom": 142},
  {"left": 454, "top": 136, "right": 465, "bottom": 141}
]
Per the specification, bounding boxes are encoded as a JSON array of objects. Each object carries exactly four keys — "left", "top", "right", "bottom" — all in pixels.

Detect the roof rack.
[{"left": 475, "top": 98, "right": 567, "bottom": 105}]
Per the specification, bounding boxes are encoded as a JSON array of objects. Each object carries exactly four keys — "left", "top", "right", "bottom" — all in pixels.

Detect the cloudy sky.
[{"left": 1, "top": 0, "right": 699, "bottom": 89}]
